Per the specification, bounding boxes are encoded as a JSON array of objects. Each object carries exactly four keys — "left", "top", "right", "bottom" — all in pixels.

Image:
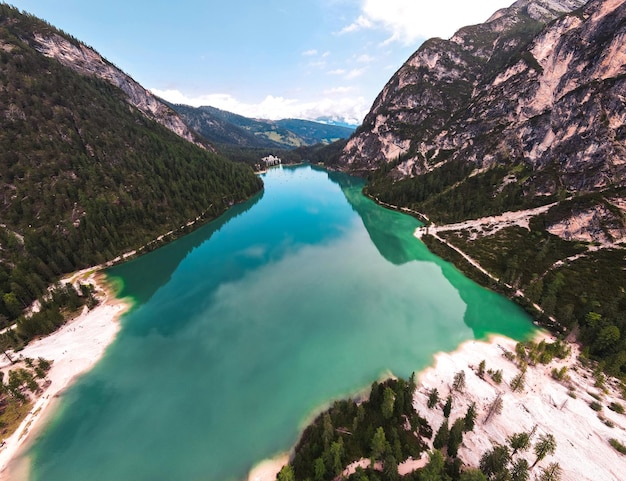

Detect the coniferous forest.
[{"left": 0, "top": 5, "right": 262, "bottom": 339}]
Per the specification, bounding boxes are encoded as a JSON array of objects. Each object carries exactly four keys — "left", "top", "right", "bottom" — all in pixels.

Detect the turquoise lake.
[{"left": 29, "top": 165, "right": 535, "bottom": 480}]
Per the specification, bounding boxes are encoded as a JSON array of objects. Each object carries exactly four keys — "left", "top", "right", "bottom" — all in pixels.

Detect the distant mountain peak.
[
  {"left": 487, "top": 0, "right": 587, "bottom": 23},
  {"left": 169, "top": 104, "right": 355, "bottom": 149}
]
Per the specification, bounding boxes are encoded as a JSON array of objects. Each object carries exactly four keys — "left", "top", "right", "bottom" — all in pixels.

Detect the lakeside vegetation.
[
  {"left": 0, "top": 355, "right": 52, "bottom": 442},
  {"left": 433, "top": 221, "right": 626, "bottom": 380},
  {"left": 0, "top": 282, "right": 97, "bottom": 353},
  {"left": 284, "top": 377, "right": 427, "bottom": 481},
  {"left": 351, "top": 150, "right": 626, "bottom": 381},
  {"left": 276, "top": 335, "right": 626, "bottom": 481},
  {"left": 277, "top": 338, "right": 604, "bottom": 481}
]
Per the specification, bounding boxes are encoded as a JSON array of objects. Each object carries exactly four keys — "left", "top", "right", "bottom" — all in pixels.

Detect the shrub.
[
  {"left": 609, "top": 438, "right": 626, "bottom": 455},
  {"left": 589, "top": 401, "right": 602, "bottom": 411},
  {"left": 601, "top": 417, "right": 614, "bottom": 428},
  {"left": 478, "top": 360, "right": 486, "bottom": 378},
  {"left": 608, "top": 402, "right": 625, "bottom": 414},
  {"left": 427, "top": 388, "right": 439, "bottom": 409},
  {"left": 551, "top": 366, "right": 568, "bottom": 381},
  {"left": 489, "top": 369, "right": 503, "bottom": 384},
  {"left": 453, "top": 370, "right": 466, "bottom": 392},
  {"left": 588, "top": 391, "right": 602, "bottom": 401},
  {"left": 443, "top": 395, "right": 453, "bottom": 418},
  {"left": 510, "top": 370, "right": 526, "bottom": 393}
]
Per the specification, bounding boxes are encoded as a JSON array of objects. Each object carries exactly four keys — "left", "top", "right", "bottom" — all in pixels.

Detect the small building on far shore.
[{"left": 262, "top": 155, "right": 282, "bottom": 167}]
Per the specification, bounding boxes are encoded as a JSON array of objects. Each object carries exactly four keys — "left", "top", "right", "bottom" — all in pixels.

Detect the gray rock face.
[
  {"left": 31, "top": 33, "right": 208, "bottom": 150},
  {"left": 339, "top": 0, "right": 626, "bottom": 199}
]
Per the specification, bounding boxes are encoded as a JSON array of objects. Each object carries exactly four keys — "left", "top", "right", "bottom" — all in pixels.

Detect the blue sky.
[{"left": 10, "top": 0, "right": 514, "bottom": 124}]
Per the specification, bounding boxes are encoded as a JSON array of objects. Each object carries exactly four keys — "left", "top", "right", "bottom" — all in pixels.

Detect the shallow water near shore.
[{"left": 28, "top": 165, "right": 535, "bottom": 481}]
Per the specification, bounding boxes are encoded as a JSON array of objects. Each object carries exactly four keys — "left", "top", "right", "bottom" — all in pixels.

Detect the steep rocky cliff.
[
  {"left": 341, "top": 0, "right": 590, "bottom": 177},
  {"left": 339, "top": 0, "right": 626, "bottom": 238},
  {"left": 29, "top": 32, "right": 209, "bottom": 150}
]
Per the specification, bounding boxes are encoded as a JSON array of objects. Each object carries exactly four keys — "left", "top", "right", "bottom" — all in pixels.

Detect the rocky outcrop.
[
  {"left": 339, "top": 0, "right": 626, "bottom": 192},
  {"left": 339, "top": 0, "right": 626, "bottom": 240},
  {"left": 340, "top": 0, "right": 589, "bottom": 174},
  {"left": 31, "top": 33, "right": 209, "bottom": 150},
  {"left": 546, "top": 196, "right": 626, "bottom": 244}
]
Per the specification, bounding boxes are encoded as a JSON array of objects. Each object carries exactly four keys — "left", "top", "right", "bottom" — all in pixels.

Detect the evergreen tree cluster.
[
  {"left": 0, "top": 5, "right": 262, "bottom": 331},
  {"left": 288, "top": 378, "right": 430, "bottom": 481},
  {"left": 282, "top": 369, "right": 564, "bottom": 481},
  {"left": 364, "top": 161, "right": 542, "bottom": 225}
]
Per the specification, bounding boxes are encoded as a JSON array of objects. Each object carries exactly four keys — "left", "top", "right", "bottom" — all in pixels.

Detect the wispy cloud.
[
  {"left": 151, "top": 88, "right": 368, "bottom": 125},
  {"left": 323, "top": 86, "right": 354, "bottom": 95},
  {"left": 356, "top": 54, "right": 375, "bottom": 63},
  {"left": 308, "top": 60, "right": 328, "bottom": 69},
  {"left": 302, "top": 49, "right": 330, "bottom": 58},
  {"left": 340, "top": 0, "right": 513, "bottom": 45},
  {"left": 345, "top": 68, "right": 366, "bottom": 79},
  {"left": 339, "top": 14, "right": 372, "bottom": 34},
  {"left": 328, "top": 67, "right": 366, "bottom": 80}
]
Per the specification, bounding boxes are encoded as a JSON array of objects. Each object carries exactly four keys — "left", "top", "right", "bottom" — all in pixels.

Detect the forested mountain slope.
[
  {"left": 336, "top": 0, "right": 626, "bottom": 377},
  {"left": 0, "top": 5, "right": 262, "bottom": 331},
  {"left": 171, "top": 103, "right": 355, "bottom": 149}
]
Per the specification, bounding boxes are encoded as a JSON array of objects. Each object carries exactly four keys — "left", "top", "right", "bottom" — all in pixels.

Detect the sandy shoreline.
[
  {"left": 1, "top": 273, "right": 624, "bottom": 481},
  {"left": 0, "top": 272, "right": 130, "bottom": 480}
]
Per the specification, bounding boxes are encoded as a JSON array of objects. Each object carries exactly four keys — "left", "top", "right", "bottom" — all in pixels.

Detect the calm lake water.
[{"left": 29, "top": 165, "right": 535, "bottom": 481}]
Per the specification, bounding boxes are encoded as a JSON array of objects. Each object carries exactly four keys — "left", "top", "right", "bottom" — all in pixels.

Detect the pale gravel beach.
[
  {"left": 0, "top": 273, "right": 129, "bottom": 481},
  {"left": 247, "top": 453, "right": 290, "bottom": 481},
  {"left": 415, "top": 335, "right": 626, "bottom": 481},
  {"left": 250, "top": 333, "right": 626, "bottom": 481}
]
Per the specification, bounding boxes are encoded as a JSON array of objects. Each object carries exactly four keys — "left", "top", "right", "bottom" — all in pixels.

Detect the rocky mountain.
[
  {"left": 338, "top": 0, "right": 626, "bottom": 239},
  {"left": 29, "top": 29, "right": 209, "bottom": 150},
  {"left": 0, "top": 5, "right": 262, "bottom": 333},
  {"left": 336, "top": 0, "right": 626, "bottom": 376},
  {"left": 340, "top": 0, "right": 589, "bottom": 174},
  {"left": 171, "top": 104, "right": 354, "bottom": 149}
]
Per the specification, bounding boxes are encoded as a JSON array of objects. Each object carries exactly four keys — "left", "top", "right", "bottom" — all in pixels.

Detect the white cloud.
[
  {"left": 323, "top": 86, "right": 354, "bottom": 95},
  {"left": 340, "top": 14, "right": 373, "bottom": 34},
  {"left": 356, "top": 54, "right": 375, "bottom": 63},
  {"left": 328, "top": 67, "right": 367, "bottom": 80},
  {"left": 151, "top": 88, "right": 368, "bottom": 125},
  {"left": 302, "top": 49, "right": 330, "bottom": 59},
  {"left": 307, "top": 60, "right": 328, "bottom": 69},
  {"left": 345, "top": 68, "right": 366, "bottom": 79},
  {"left": 341, "top": 0, "right": 513, "bottom": 44}
]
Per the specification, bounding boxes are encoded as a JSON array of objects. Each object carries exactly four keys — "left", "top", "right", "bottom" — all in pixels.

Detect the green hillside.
[
  {"left": 0, "top": 5, "right": 262, "bottom": 332},
  {"left": 170, "top": 103, "right": 355, "bottom": 149}
]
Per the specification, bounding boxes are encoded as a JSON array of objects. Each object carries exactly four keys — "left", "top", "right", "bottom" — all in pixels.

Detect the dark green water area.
[{"left": 30, "top": 165, "right": 535, "bottom": 480}]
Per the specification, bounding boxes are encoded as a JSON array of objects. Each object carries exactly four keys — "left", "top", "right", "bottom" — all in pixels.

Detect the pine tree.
[
  {"left": 433, "top": 419, "right": 449, "bottom": 450},
  {"left": 443, "top": 395, "right": 453, "bottom": 418},
  {"left": 463, "top": 402, "right": 477, "bottom": 432},
  {"left": 532, "top": 434, "right": 556, "bottom": 468}
]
